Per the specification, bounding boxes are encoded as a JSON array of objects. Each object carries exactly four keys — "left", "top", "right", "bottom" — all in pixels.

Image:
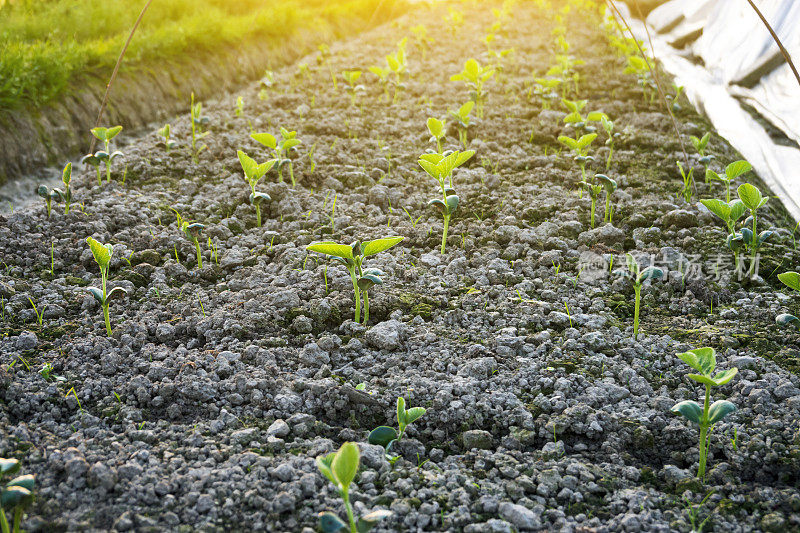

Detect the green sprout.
[
  {"left": 90, "top": 125, "right": 124, "bottom": 184},
  {"left": 418, "top": 150, "right": 475, "bottom": 253},
  {"left": 706, "top": 160, "right": 751, "bottom": 203},
  {"left": 615, "top": 253, "right": 663, "bottom": 339},
  {"left": 190, "top": 92, "right": 210, "bottom": 163},
  {"left": 172, "top": 209, "right": 205, "bottom": 269},
  {"left": 691, "top": 132, "right": 714, "bottom": 180},
  {"left": 0, "top": 458, "right": 35, "bottom": 533},
  {"left": 368, "top": 396, "right": 427, "bottom": 452},
  {"left": 676, "top": 161, "right": 695, "bottom": 203},
  {"left": 426, "top": 117, "right": 445, "bottom": 153},
  {"left": 86, "top": 237, "right": 127, "bottom": 336},
  {"left": 671, "top": 347, "right": 738, "bottom": 480},
  {"left": 777, "top": 271, "right": 800, "bottom": 327},
  {"left": 317, "top": 44, "right": 337, "bottom": 89},
  {"left": 51, "top": 162, "right": 73, "bottom": 214},
  {"left": 445, "top": 7, "right": 464, "bottom": 36},
  {"left": 736, "top": 182, "right": 773, "bottom": 278},
  {"left": 547, "top": 53, "right": 585, "bottom": 98},
  {"left": 306, "top": 237, "right": 404, "bottom": 324},
  {"left": 449, "top": 101, "right": 475, "bottom": 149},
  {"left": 367, "top": 65, "right": 391, "bottom": 102},
  {"left": 157, "top": 124, "right": 176, "bottom": 153},
  {"left": 557, "top": 133, "right": 597, "bottom": 189},
  {"left": 700, "top": 197, "right": 746, "bottom": 271},
  {"left": 561, "top": 99, "right": 607, "bottom": 134},
  {"left": 624, "top": 54, "right": 655, "bottom": 103},
  {"left": 532, "top": 77, "right": 561, "bottom": 109},
  {"left": 578, "top": 173, "right": 618, "bottom": 228},
  {"left": 601, "top": 116, "right": 619, "bottom": 170},
  {"left": 235, "top": 96, "right": 244, "bottom": 117},
  {"left": 341, "top": 70, "right": 364, "bottom": 107},
  {"left": 385, "top": 38, "right": 408, "bottom": 104},
  {"left": 316, "top": 442, "right": 392, "bottom": 533},
  {"left": 411, "top": 24, "right": 434, "bottom": 60},
  {"left": 237, "top": 150, "right": 277, "bottom": 227},
  {"left": 451, "top": 58, "right": 495, "bottom": 119},
  {"left": 36, "top": 185, "right": 59, "bottom": 218},
  {"left": 598, "top": 174, "right": 617, "bottom": 225},
  {"left": 251, "top": 128, "right": 302, "bottom": 187},
  {"left": 298, "top": 62, "right": 312, "bottom": 83}
]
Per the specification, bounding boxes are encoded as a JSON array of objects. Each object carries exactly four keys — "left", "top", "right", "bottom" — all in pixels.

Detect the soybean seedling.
[
  {"left": 86, "top": 237, "right": 127, "bottom": 336},
  {"left": 737, "top": 182, "right": 773, "bottom": 278},
  {"left": 367, "top": 65, "right": 391, "bottom": 102},
  {"left": 426, "top": 117, "right": 445, "bottom": 153},
  {"left": 368, "top": 397, "right": 427, "bottom": 452},
  {"left": 671, "top": 347, "right": 738, "bottom": 480},
  {"left": 411, "top": 24, "right": 434, "bottom": 60},
  {"left": 615, "top": 253, "right": 663, "bottom": 338},
  {"left": 597, "top": 174, "right": 617, "bottom": 224},
  {"left": 89, "top": 125, "right": 124, "bottom": 184},
  {"left": 562, "top": 99, "right": 607, "bottom": 134},
  {"left": 172, "top": 209, "right": 205, "bottom": 269},
  {"left": 235, "top": 96, "right": 244, "bottom": 117},
  {"left": 316, "top": 442, "right": 392, "bottom": 533},
  {"left": 158, "top": 124, "right": 176, "bottom": 152},
  {"left": 451, "top": 59, "right": 495, "bottom": 119},
  {"left": 558, "top": 133, "right": 597, "bottom": 190},
  {"left": 251, "top": 128, "right": 302, "bottom": 186},
  {"left": 53, "top": 162, "right": 73, "bottom": 214},
  {"left": 700, "top": 197, "right": 746, "bottom": 271},
  {"left": 579, "top": 175, "right": 603, "bottom": 228},
  {"left": 190, "top": 93, "right": 210, "bottom": 163},
  {"left": 624, "top": 54, "right": 655, "bottom": 103},
  {"left": 36, "top": 185, "right": 59, "bottom": 218},
  {"left": 449, "top": 101, "right": 475, "bottom": 148},
  {"left": 532, "top": 77, "right": 562, "bottom": 109},
  {"left": 418, "top": 150, "right": 475, "bottom": 253},
  {"left": 706, "top": 160, "right": 751, "bottom": 203},
  {"left": 341, "top": 70, "right": 364, "bottom": 107},
  {"left": 0, "top": 457, "right": 35, "bottom": 533},
  {"left": 317, "top": 44, "right": 337, "bottom": 89},
  {"left": 237, "top": 150, "right": 277, "bottom": 227},
  {"left": 386, "top": 38, "right": 408, "bottom": 104},
  {"left": 601, "top": 116, "right": 619, "bottom": 170},
  {"left": 306, "top": 237, "right": 403, "bottom": 324},
  {"left": 445, "top": 7, "right": 464, "bottom": 36},
  {"left": 691, "top": 132, "right": 714, "bottom": 180},
  {"left": 676, "top": 161, "right": 695, "bottom": 203},
  {"left": 777, "top": 271, "right": 800, "bottom": 327}
]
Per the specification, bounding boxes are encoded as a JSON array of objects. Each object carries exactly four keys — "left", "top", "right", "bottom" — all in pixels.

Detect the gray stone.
[
  {"left": 267, "top": 419, "right": 290, "bottom": 438},
  {"left": 15, "top": 331, "right": 38, "bottom": 351},
  {"left": 364, "top": 320, "right": 403, "bottom": 350},
  {"left": 498, "top": 502, "right": 541, "bottom": 530},
  {"left": 462, "top": 430, "right": 493, "bottom": 450}
]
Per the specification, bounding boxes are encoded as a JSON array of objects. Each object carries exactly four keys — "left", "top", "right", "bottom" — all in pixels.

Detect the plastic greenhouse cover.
[{"left": 617, "top": 0, "right": 800, "bottom": 220}]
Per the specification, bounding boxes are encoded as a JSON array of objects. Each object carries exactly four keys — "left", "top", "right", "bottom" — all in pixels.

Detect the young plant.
[
  {"left": 676, "top": 161, "right": 695, "bottom": 203},
  {"left": 624, "top": 54, "right": 655, "bottom": 103},
  {"left": 615, "top": 253, "right": 663, "bottom": 338},
  {"left": 90, "top": 125, "right": 124, "bottom": 183},
  {"left": 777, "top": 271, "right": 800, "bottom": 327},
  {"left": 80, "top": 152, "right": 103, "bottom": 186},
  {"left": 36, "top": 185, "right": 59, "bottom": 218},
  {"left": 157, "top": 124, "right": 176, "bottom": 153},
  {"left": 235, "top": 96, "right": 244, "bottom": 117},
  {"left": 445, "top": 7, "right": 464, "bottom": 36},
  {"left": 691, "top": 132, "right": 714, "bottom": 180},
  {"left": 368, "top": 397, "right": 427, "bottom": 451},
  {"left": 579, "top": 175, "right": 603, "bottom": 228},
  {"left": 316, "top": 442, "right": 391, "bottom": 533},
  {"left": 367, "top": 65, "right": 391, "bottom": 102},
  {"left": 0, "top": 458, "right": 35, "bottom": 533},
  {"left": 737, "top": 183, "right": 773, "bottom": 278},
  {"left": 532, "top": 77, "right": 562, "bottom": 109},
  {"left": 53, "top": 162, "right": 73, "bottom": 214},
  {"left": 237, "top": 150, "right": 277, "bottom": 227},
  {"left": 386, "top": 38, "right": 408, "bottom": 104},
  {"left": 172, "top": 209, "right": 205, "bottom": 269},
  {"left": 259, "top": 70, "right": 275, "bottom": 99},
  {"left": 190, "top": 92, "right": 210, "bottom": 163},
  {"left": 547, "top": 53, "right": 585, "bottom": 98},
  {"left": 562, "top": 99, "right": 607, "bottom": 134},
  {"left": 557, "top": 133, "right": 597, "bottom": 185},
  {"left": 306, "top": 237, "right": 403, "bottom": 324},
  {"left": 86, "top": 237, "right": 127, "bottom": 336},
  {"left": 449, "top": 101, "right": 475, "bottom": 148},
  {"left": 598, "top": 174, "right": 617, "bottom": 223},
  {"left": 700, "top": 197, "right": 746, "bottom": 271},
  {"left": 251, "top": 128, "right": 302, "bottom": 186},
  {"left": 671, "top": 347, "right": 738, "bottom": 480},
  {"left": 706, "top": 160, "right": 751, "bottom": 203},
  {"left": 451, "top": 59, "right": 495, "bottom": 119},
  {"left": 418, "top": 150, "right": 475, "bottom": 253},
  {"left": 411, "top": 24, "right": 433, "bottom": 60},
  {"left": 341, "top": 70, "right": 364, "bottom": 107},
  {"left": 317, "top": 44, "right": 337, "bottom": 89},
  {"left": 426, "top": 117, "right": 445, "bottom": 153},
  {"left": 601, "top": 116, "right": 619, "bottom": 170}
]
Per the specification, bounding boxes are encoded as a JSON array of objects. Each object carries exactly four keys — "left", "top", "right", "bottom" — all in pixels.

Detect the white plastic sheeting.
[{"left": 620, "top": 0, "right": 800, "bottom": 220}]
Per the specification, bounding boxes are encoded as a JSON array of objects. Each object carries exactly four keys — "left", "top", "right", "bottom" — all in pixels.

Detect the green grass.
[{"left": 0, "top": 0, "right": 406, "bottom": 110}]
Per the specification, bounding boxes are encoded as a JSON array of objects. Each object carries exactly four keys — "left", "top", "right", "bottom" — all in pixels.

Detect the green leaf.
[
  {"left": 700, "top": 199, "right": 730, "bottom": 222},
  {"left": 637, "top": 266, "right": 663, "bottom": 283},
  {"left": 577, "top": 133, "right": 598, "bottom": 149},
  {"left": 563, "top": 111, "right": 582, "bottom": 124},
  {"left": 688, "top": 373, "right": 718, "bottom": 387},
  {"left": 404, "top": 407, "right": 426, "bottom": 424},
  {"left": 428, "top": 199, "right": 447, "bottom": 214},
  {"left": 397, "top": 397, "right": 406, "bottom": 425},
  {"left": 250, "top": 191, "right": 271, "bottom": 205},
  {"left": 454, "top": 150, "right": 475, "bottom": 167},
  {"left": 557, "top": 136, "right": 578, "bottom": 151},
  {"left": 459, "top": 101, "right": 474, "bottom": 116},
  {"left": 427, "top": 117, "right": 444, "bottom": 139},
  {"left": 331, "top": 442, "right": 359, "bottom": 490},
  {"left": 625, "top": 253, "right": 639, "bottom": 277},
  {"left": 419, "top": 159, "right": 441, "bottom": 180},
  {"left": 319, "top": 511, "right": 348, "bottom": 532},
  {"left": 737, "top": 183, "right": 763, "bottom": 210},
  {"left": 1, "top": 486, "right": 32, "bottom": 508},
  {"left": 586, "top": 111, "right": 607, "bottom": 122},
  {"left": 362, "top": 236, "right": 403, "bottom": 257},
  {"left": 357, "top": 510, "right": 392, "bottom": 532},
  {"left": 368, "top": 426, "right": 398, "bottom": 448},
  {"left": 708, "top": 400, "right": 736, "bottom": 424},
  {"left": 776, "top": 313, "right": 799, "bottom": 327},
  {"left": 307, "top": 242, "right": 355, "bottom": 261},
  {"left": 705, "top": 168, "right": 723, "bottom": 183},
  {"left": 357, "top": 274, "right": 383, "bottom": 290},
  {"left": 237, "top": 150, "right": 258, "bottom": 179},
  {"left": 446, "top": 195, "right": 459, "bottom": 213},
  {"left": 316, "top": 453, "right": 337, "bottom": 485},
  {"left": 711, "top": 368, "right": 738, "bottom": 386},
  {"left": 282, "top": 139, "right": 301, "bottom": 151},
  {"left": 671, "top": 400, "right": 703, "bottom": 424},
  {"left": 90, "top": 127, "right": 108, "bottom": 141},
  {"left": 679, "top": 346, "right": 716, "bottom": 375},
  {"left": 87, "top": 287, "right": 105, "bottom": 305},
  {"left": 7, "top": 474, "right": 34, "bottom": 492},
  {"left": 725, "top": 160, "right": 752, "bottom": 179},
  {"left": 251, "top": 132, "right": 277, "bottom": 149},
  {"left": 86, "top": 237, "right": 112, "bottom": 270},
  {"left": 62, "top": 162, "right": 72, "bottom": 185},
  {"left": 0, "top": 459, "right": 20, "bottom": 476},
  {"left": 729, "top": 200, "right": 746, "bottom": 222},
  {"left": 778, "top": 271, "right": 800, "bottom": 292}
]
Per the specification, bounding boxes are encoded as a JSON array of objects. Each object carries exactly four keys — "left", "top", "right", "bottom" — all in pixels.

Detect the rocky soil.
[{"left": 1, "top": 1, "right": 800, "bottom": 532}]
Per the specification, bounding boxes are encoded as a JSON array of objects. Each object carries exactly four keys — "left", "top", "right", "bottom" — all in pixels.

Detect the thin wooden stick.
[
  {"left": 745, "top": 0, "right": 800, "bottom": 90},
  {"left": 89, "top": 0, "right": 153, "bottom": 153},
  {"left": 606, "top": 0, "right": 689, "bottom": 168}
]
